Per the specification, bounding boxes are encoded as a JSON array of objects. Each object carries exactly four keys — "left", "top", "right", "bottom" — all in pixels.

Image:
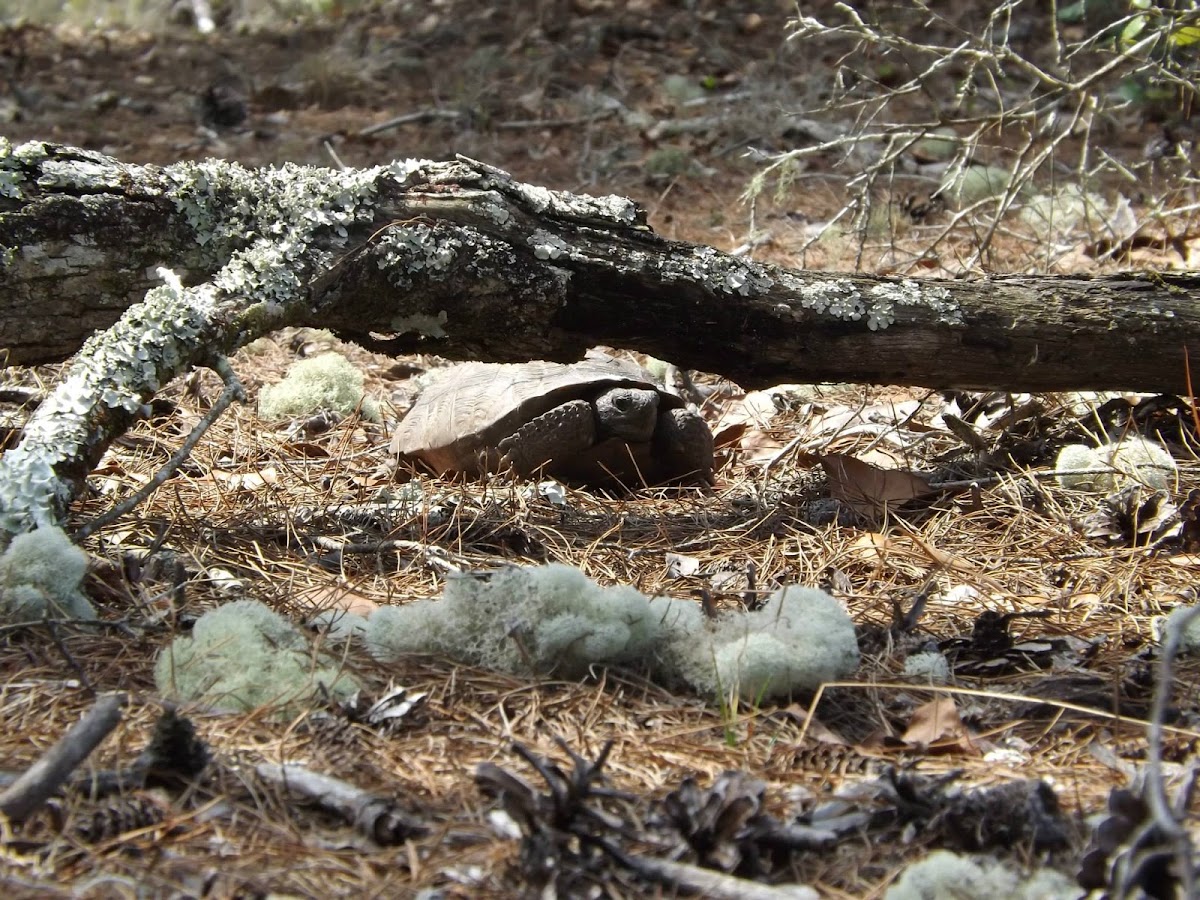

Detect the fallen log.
[{"left": 0, "top": 138, "right": 1195, "bottom": 536}]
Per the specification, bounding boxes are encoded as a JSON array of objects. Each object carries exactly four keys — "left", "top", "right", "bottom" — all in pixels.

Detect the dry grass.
[{"left": 3, "top": 340, "right": 1199, "bottom": 895}]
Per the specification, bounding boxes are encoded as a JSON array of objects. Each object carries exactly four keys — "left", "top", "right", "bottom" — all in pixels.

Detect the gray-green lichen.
[
  {"left": 465, "top": 158, "right": 640, "bottom": 227},
  {"left": 166, "top": 158, "right": 398, "bottom": 318},
  {"left": 38, "top": 158, "right": 129, "bottom": 193},
  {"left": 580, "top": 193, "right": 641, "bottom": 226},
  {"left": 376, "top": 224, "right": 462, "bottom": 289},
  {"left": 166, "top": 158, "right": 376, "bottom": 249},
  {"left": 510, "top": 182, "right": 555, "bottom": 213},
  {"left": 479, "top": 198, "right": 513, "bottom": 226},
  {"left": 0, "top": 267, "right": 216, "bottom": 533},
  {"left": 498, "top": 178, "right": 640, "bottom": 226},
  {"left": 867, "top": 279, "right": 961, "bottom": 330},
  {"left": 0, "top": 137, "right": 25, "bottom": 200},
  {"left": 799, "top": 278, "right": 865, "bottom": 322},
  {"left": 793, "top": 277, "right": 961, "bottom": 330},
  {"left": 681, "top": 246, "right": 774, "bottom": 297},
  {"left": 530, "top": 230, "right": 571, "bottom": 261}
]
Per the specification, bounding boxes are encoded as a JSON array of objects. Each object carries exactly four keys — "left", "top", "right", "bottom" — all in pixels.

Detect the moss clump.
[
  {"left": 364, "top": 564, "right": 859, "bottom": 702},
  {"left": 885, "top": 850, "right": 1077, "bottom": 900},
  {"left": 939, "top": 164, "right": 1022, "bottom": 208},
  {"left": 258, "top": 352, "right": 380, "bottom": 422},
  {"left": 1057, "top": 437, "right": 1176, "bottom": 492},
  {"left": 155, "top": 598, "right": 358, "bottom": 715},
  {"left": 365, "top": 563, "right": 661, "bottom": 679},
  {"left": 0, "top": 526, "right": 95, "bottom": 623},
  {"left": 903, "top": 651, "right": 950, "bottom": 684},
  {"left": 1163, "top": 604, "right": 1200, "bottom": 654},
  {"left": 1055, "top": 443, "right": 1106, "bottom": 491},
  {"left": 663, "top": 585, "right": 859, "bottom": 700}
]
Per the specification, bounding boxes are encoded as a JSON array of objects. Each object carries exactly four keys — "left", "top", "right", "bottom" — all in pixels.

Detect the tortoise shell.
[{"left": 390, "top": 357, "right": 713, "bottom": 486}]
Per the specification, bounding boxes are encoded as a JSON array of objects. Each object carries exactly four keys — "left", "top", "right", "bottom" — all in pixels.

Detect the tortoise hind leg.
[{"left": 496, "top": 400, "right": 595, "bottom": 475}]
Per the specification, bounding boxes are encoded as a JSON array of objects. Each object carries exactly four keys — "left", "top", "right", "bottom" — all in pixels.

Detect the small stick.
[
  {"left": 255, "top": 762, "right": 426, "bottom": 845},
  {"left": 356, "top": 108, "right": 465, "bottom": 137},
  {"left": 592, "top": 835, "right": 819, "bottom": 899},
  {"left": 1136, "top": 604, "right": 1200, "bottom": 900},
  {"left": 77, "top": 355, "right": 245, "bottom": 541},
  {"left": 0, "top": 692, "right": 126, "bottom": 823}
]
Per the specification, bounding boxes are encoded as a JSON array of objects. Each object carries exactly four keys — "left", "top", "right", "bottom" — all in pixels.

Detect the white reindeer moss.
[
  {"left": 664, "top": 585, "right": 859, "bottom": 700},
  {"left": 0, "top": 526, "right": 95, "bottom": 623},
  {"left": 363, "top": 565, "right": 860, "bottom": 701},
  {"left": 258, "top": 352, "right": 379, "bottom": 422},
  {"left": 155, "top": 599, "right": 358, "bottom": 714},
  {"left": 365, "top": 564, "right": 661, "bottom": 679},
  {"left": 1056, "top": 436, "right": 1176, "bottom": 492},
  {"left": 1054, "top": 443, "right": 1107, "bottom": 491},
  {"left": 902, "top": 651, "right": 951, "bottom": 684},
  {"left": 884, "top": 850, "right": 1077, "bottom": 900}
]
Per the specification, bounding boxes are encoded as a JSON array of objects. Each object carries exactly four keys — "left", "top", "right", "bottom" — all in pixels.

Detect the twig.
[
  {"left": 255, "top": 762, "right": 426, "bottom": 845},
  {"left": 356, "top": 108, "right": 465, "bottom": 138},
  {"left": 77, "top": 356, "right": 245, "bottom": 541},
  {"left": 322, "top": 140, "right": 347, "bottom": 172},
  {"left": 796, "top": 681, "right": 1200, "bottom": 749},
  {"left": 0, "top": 692, "right": 125, "bottom": 824},
  {"left": 1137, "top": 604, "right": 1200, "bottom": 898},
  {"left": 307, "top": 535, "right": 466, "bottom": 572},
  {"left": 495, "top": 109, "right": 619, "bottom": 130},
  {"left": 591, "top": 834, "right": 819, "bottom": 899},
  {"left": 44, "top": 619, "right": 94, "bottom": 697}
]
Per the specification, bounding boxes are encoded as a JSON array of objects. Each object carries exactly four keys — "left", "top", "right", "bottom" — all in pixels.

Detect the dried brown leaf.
[
  {"left": 902, "top": 697, "right": 978, "bottom": 755},
  {"left": 821, "top": 453, "right": 934, "bottom": 517}
]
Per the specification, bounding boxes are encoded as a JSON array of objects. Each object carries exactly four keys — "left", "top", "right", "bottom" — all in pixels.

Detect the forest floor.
[{"left": 1, "top": 1, "right": 1199, "bottom": 897}]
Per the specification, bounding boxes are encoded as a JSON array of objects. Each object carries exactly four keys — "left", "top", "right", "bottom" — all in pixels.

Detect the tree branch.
[{"left": 1, "top": 139, "right": 1197, "bottom": 535}]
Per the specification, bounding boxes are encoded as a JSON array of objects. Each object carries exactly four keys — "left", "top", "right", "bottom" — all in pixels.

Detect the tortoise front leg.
[{"left": 496, "top": 400, "right": 596, "bottom": 475}]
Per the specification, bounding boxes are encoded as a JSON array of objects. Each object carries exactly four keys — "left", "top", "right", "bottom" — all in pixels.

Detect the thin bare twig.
[{"left": 77, "top": 356, "right": 245, "bottom": 541}]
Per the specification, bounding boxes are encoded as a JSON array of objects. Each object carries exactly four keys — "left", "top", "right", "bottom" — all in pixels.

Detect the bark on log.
[
  {"left": 2, "top": 139, "right": 1198, "bottom": 393},
  {"left": 0, "top": 138, "right": 1197, "bottom": 535}
]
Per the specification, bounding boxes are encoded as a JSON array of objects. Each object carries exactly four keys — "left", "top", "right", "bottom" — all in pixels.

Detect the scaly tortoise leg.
[{"left": 497, "top": 400, "right": 596, "bottom": 475}]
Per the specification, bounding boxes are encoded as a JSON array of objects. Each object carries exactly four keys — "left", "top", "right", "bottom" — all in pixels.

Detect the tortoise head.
[{"left": 592, "top": 387, "right": 660, "bottom": 443}]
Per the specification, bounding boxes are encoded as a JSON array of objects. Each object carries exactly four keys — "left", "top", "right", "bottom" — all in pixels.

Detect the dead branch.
[
  {"left": 2, "top": 139, "right": 1197, "bottom": 394},
  {"left": 254, "top": 761, "right": 426, "bottom": 845},
  {"left": 0, "top": 692, "right": 125, "bottom": 824},
  {"left": 1, "top": 139, "right": 1199, "bottom": 537},
  {"left": 592, "top": 839, "right": 820, "bottom": 900}
]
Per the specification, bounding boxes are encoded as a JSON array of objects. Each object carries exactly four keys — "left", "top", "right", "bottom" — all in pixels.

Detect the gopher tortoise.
[{"left": 390, "top": 358, "right": 714, "bottom": 486}]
